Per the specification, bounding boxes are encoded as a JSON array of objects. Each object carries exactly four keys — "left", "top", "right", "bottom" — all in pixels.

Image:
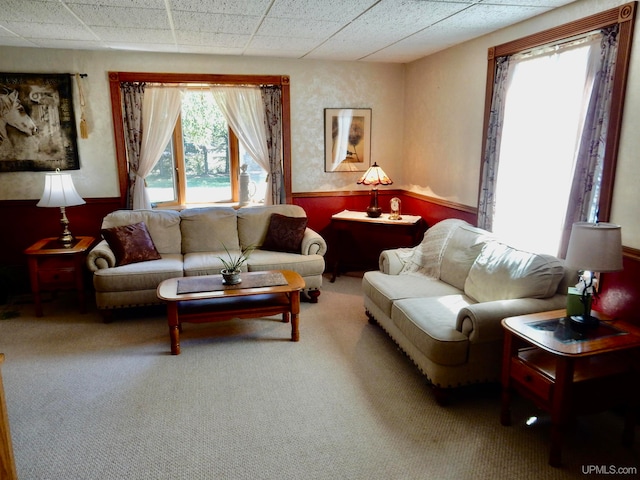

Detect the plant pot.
[{"left": 221, "top": 269, "right": 242, "bottom": 285}]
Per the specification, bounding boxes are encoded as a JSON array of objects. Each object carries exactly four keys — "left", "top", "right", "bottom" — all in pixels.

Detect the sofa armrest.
[
  {"left": 456, "top": 294, "right": 568, "bottom": 344},
  {"left": 86, "top": 239, "right": 116, "bottom": 272},
  {"left": 379, "top": 248, "right": 413, "bottom": 275},
  {"left": 301, "top": 228, "right": 327, "bottom": 256}
]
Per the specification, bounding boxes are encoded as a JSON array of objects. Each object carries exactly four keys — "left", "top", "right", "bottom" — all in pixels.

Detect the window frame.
[
  {"left": 479, "top": 2, "right": 636, "bottom": 224},
  {"left": 108, "top": 72, "right": 292, "bottom": 208}
]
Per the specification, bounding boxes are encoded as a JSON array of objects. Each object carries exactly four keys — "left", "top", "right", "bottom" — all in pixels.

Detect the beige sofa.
[
  {"left": 87, "top": 204, "right": 327, "bottom": 317},
  {"left": 362, "top": 219, "right": 571, "bottom": 403}
]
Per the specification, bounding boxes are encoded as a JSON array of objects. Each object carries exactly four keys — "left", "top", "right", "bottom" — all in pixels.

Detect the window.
[
  {"left": 491, "top": 37, "right": 599, "bottom": 254},
  {"left": 479, "top": 3, "right": 636, "bottom": 256},
  {"left": 146, "top": 90, "right": 267, "bottom": 207},
  {"left": 108, "top": 72, "right": 292, "bottom": 208}
]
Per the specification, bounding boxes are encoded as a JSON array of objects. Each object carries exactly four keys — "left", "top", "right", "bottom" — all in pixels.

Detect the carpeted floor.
[{"left": 0, "top": 273, "right": 638, "bottom": 479}]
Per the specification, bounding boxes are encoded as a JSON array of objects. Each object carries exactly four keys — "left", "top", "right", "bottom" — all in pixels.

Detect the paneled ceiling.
[{"left": 0, "top": 0, "right": 577, "bottom": 63}]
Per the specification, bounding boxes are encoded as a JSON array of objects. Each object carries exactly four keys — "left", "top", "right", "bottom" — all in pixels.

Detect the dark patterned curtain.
[
  {"left": 558, "top": 25, "right": 620, "bottom": 257},
  {"left": 261, "top": 86, "right": 283, "bottom": 204},
  {"left": 120, "top": 82, "right": 145, "bottom": 209},
  {"left": 477, "top": 56, "right": 511, "bottom": 231}
]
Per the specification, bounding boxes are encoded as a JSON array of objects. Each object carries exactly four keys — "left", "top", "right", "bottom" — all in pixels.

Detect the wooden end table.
[
  {"left": 24, "top": 236, "right": 95, "bottom": 317},
  {"left": 329, "top": 209, "right": 425, "bottom": 281},
  {"left": 501, "top": 310, "right": 640, "bottom": 467},
  {"left": 157, "top": 270, "right": 305, "bottom": 355}
]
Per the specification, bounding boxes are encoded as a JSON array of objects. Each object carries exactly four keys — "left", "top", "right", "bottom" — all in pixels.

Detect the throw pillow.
[
  {"left": 101, "top": 221, "right": 162, "bottom": 266},
  {"left": 261, "top": 213, "right": 308, "bottom": 253}
]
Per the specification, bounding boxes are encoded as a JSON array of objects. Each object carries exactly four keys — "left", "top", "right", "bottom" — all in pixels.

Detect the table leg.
[
  {"left": 549, "top": 357, "right": 574, "bottom": 467},
  {"left": 500, "top": 331, "right": 514, "bottom": 426},
  {"left": 27, "top": 258, "right": 43, "bottom": 317},
  {"left": 74, "top": 255, "right": 86, "bottom": 314},
  {"left": 290, "top": 291, "right": 300, "bottom": 342},
  {"left": 167, "top": 302, "right": 180, "bottom": 355}
]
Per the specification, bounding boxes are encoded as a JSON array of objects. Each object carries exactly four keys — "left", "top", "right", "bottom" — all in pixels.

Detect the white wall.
[
  {"left": 403, "top": 0, "right": 640, "bottom": 248},
  {"left": 0, "top": 49, "right": 405, "bottom": 200}
]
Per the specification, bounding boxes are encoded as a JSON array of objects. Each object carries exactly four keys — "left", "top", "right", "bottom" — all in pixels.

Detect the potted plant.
[{"left": 218, "top": 244, "right": 255, "bottom": 285}]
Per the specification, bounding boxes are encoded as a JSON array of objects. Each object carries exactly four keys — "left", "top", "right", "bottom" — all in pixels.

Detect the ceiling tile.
[
  {"left": 175, "top": 31, "right": 249, "bottom": 48},
  {"left": 169, "top": 0, "right": 271, "bottom": 15},
  {"left": 172, "top": 11, "right": 260, "bottom": 34},
  {"left": 257, "top": 17, "right": 343, "bottom": 39},
  {"left": 69, "top": 4, "right": 169, "bottom": 29}
]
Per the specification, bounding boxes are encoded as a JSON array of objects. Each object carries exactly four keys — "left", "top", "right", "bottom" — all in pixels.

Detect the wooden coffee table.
[{"left": 157, "top": 270, "right": 305, "bottom": 355}]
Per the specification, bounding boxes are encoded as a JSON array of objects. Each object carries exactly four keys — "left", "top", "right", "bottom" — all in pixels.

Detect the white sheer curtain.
[
  {"left": 331, "top": 111, "right": 353, "bottom": 171},
  {"left": 133, "top": 86, "right": 183, "bottom": 209},
  {"left": 209, "top": 86, "right": 272, "bottom": 204}
]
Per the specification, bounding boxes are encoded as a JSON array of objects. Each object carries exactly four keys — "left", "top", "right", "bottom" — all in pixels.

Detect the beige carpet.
[{"left": 0, "top": 274, "right": 637, "bottom": 479}]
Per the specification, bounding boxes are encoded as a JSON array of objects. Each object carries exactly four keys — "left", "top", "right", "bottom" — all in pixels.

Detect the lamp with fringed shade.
[{"left": 357, "top": 162, "right": 392, "bottom": 218}]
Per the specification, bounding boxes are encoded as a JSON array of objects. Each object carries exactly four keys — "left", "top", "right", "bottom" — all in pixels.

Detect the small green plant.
[{"left": 217, "top": 244, "right": 255, "bottom": 273}]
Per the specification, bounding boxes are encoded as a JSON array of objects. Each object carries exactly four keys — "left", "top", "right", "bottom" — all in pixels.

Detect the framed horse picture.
[{"left": 0, "top": 72, "right": 80, "bottom": 172}]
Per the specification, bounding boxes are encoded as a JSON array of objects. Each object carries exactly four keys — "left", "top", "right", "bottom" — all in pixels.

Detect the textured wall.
[
  {"left": 0, "top": 49, "right": 404, "bottom": 201},
  {"left": 403, "top": 0, "right": 640, "bottom": 248}
]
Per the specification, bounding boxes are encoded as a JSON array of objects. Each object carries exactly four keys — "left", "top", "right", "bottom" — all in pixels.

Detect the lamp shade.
[
  {"left": 357, "top": 162, "right": 393, "bottom": 186},
  {"left": 37, "top": 169, "right": 85, "bottom": 208},
  {"left": 565, "top": 222, "right": 623, "bottom": 272}
]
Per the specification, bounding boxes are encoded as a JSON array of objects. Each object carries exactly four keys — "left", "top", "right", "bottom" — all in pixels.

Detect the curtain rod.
[{"left": 70, "top": 73, "right": 88, "bottom": 78}]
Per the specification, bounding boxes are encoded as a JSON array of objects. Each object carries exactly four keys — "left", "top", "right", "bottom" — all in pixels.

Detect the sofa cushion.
[
  {"left": 362, "top": 270, "right": 464, "bottom": 320},
  {"left": 101, "top": 209, "right": 182, "bottom": 254},
  {"left": 237, "top": 204, "right": 307, "bottom": 249},
  {"left": 440, "top": 223, "right": 493, "bottom": 290},
  {"left": 392, "top": 296, "right": 472, "bottom": 366},
  {"left": 261, "top": 213, "right": 308, "bottom": 253},
  {"left": 183, "top": 252, "right": 238, "bottom": 277},
  {"left": 101, "top": 221, "right": 161, "bottom": 266},
  {"left": 246, "top": 250, "right": 325, "bottom": 278},
  {"left": 180, "top": 207, "right": 240, "bottom": 253},
  {"left": 464, "top": 241, "right": 565, "bottom": 303},
  {"left": 92, "top": 254, "right": 184, "bottom": 293}
]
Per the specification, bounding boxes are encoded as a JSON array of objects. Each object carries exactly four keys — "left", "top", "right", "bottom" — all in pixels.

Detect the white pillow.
[{"left": 464, "top": 241, "right": 565, "bottom": 302}]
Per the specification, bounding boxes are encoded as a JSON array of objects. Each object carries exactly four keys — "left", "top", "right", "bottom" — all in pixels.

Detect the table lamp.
[
  {"left": 564, "top": 222, "right": 623, "bottom": 328},
  {"left": 37, "top": 169, "right": 86, "bottom": 247},
  {"left": 357, "top": 162, "right": 392, "bottom": 218}
]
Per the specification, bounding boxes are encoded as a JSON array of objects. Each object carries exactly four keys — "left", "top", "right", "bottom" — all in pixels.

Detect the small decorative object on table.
[
  {"left": 389, "top": 197, "right": 402, "bottom": 220},
  {"left": 217, "top": 244, "right": 255, "bottom": 285}
]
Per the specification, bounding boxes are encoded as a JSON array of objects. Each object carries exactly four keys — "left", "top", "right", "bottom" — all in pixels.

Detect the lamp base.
[
  {"left": 58, "top": 206, "right": 75, "bottom": 248},
  {"left": 569, "top": 314, "right": 599, "bottom": 331},
  {"left": 366, "top": 189, "right": 382, "bottom": 218}
]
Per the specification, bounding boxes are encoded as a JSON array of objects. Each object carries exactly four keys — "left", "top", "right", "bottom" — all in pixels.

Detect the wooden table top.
[
  {"left": 502, "top": 309, "right": 640, "bottom": 357},
  {"left": 157, "top": 270, "right": 304, "bottom": 302}
]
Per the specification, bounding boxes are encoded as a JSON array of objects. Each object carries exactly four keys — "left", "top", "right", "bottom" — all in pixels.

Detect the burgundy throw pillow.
[
  {"left": 261, "top": 213, "right": 308, "bottom": 253},
  {"left": 101, "top": 221, "right": 162, "bottom": 266}
]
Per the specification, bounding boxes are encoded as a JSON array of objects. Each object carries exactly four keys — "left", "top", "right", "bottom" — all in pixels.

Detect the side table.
[
  {"left": 501, "top": 310, "right": 640, "bottom": 467},
  {"left": 329, "top": 210, "right": 425, "bottom": 281},
  {"left": 24, "top": 236, "right": 95, "bottom": 317}
]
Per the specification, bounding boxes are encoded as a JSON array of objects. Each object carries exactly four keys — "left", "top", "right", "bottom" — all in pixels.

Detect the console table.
[
  {"left": 329, "top": 210, "right": 425, "bottom": 281},
  {"left": 501, "top": 310, "right": 640, "bottom": 467}
]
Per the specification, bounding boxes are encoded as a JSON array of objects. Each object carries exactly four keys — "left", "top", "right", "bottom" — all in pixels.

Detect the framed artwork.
[
  {"left": 0, "top": 72, "right": 80, "bottom": 172},
  {"left": 324, "top": 108, "right": 371, "bottom": 172}
]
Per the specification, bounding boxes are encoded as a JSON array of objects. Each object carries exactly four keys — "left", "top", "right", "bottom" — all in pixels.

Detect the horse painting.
[
  {"left": 0, "top": 72, "right": 79, "bottom": 172},
  {"left": 0, "top": 87, "right": 38, "bottom": 146}
]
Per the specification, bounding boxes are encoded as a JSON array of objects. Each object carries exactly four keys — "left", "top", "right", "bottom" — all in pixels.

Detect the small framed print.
[{"left": 324, "top": 108, "right": 371, "bottom": 172}]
